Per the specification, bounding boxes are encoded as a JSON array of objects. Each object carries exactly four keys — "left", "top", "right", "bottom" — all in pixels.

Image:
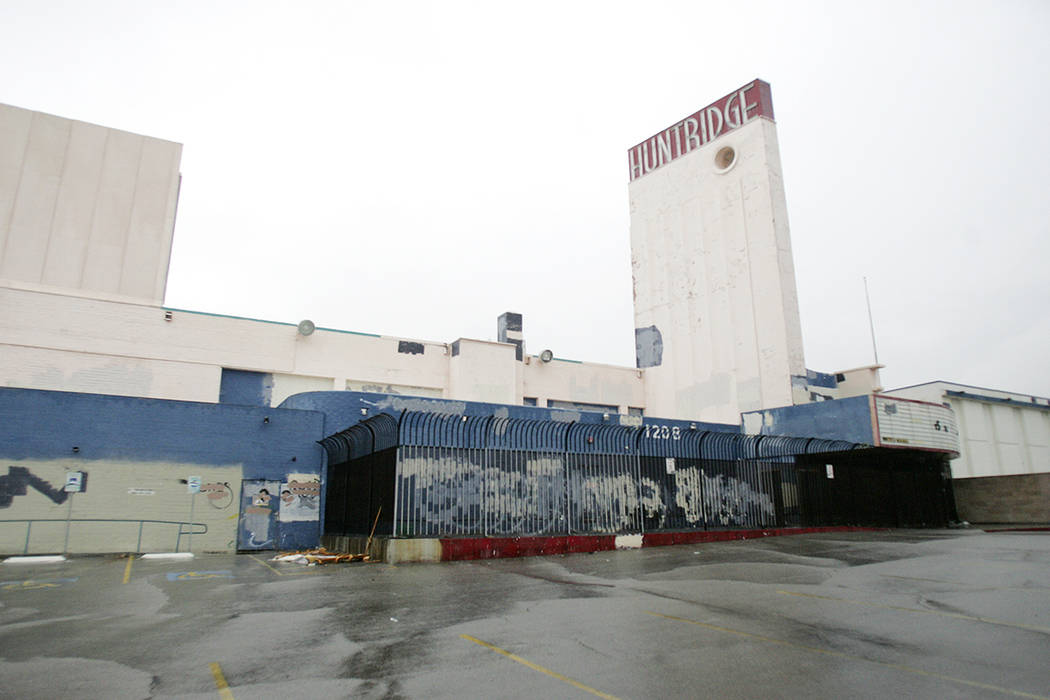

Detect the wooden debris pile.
[
  {"left": 271, "top": 548, "right": 371, "bottom": 565},
  {"left": 270, "top": 508, "right": 383, "bottom": 566}
]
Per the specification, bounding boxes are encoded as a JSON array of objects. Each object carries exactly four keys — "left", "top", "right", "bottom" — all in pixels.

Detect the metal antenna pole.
[{"left": 864, "top": 276, "right": 879, "bottom": 365}]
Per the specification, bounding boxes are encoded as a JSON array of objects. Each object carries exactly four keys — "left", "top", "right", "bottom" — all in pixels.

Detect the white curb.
[
  {"left": 140, "top": 552, "right": 194, "bottom": 560},
  {"left": 615, "top": 534, "right": 643, "bottom": 549},
  {"left": 3, "top": 555, "right": 67, "bottom": 564}
]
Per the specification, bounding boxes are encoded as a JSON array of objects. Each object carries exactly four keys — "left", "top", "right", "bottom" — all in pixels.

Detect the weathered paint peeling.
[
  {"left": 635, "top": 326, "right": 663, "bottom": 368},
  {"left": 372, "top": 396, "right": 468, "bottom": 415}
]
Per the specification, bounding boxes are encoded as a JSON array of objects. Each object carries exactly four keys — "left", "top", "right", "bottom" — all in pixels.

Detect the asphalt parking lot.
[{"left": 1, "top": 529, "right": 1048, "bottom": 699}]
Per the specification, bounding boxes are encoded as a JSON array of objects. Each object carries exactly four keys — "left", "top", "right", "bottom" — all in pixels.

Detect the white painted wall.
[
  {"left": 0, "top": 343, "right": 219, "bottom": 403},
  {"left": 629, "top": 117, "right": 805, "bottom": 423},
  {"left": 885, "top": 382, "right": 1050, "bottom": 478},
  {"left": 448, "top": 338, "right": 518, "bottom": 405},
  {"left": 0, "top": 104, "right": 181, "bottom": 305},
  {"left": 1, "top": 286, "right": 644, "bottom": 410},
  {"left": 836, "top": 365, "right": 884, "bottom": 398},
  {"left": 523, "top": 356, "right": 644, "bottom": 415}
]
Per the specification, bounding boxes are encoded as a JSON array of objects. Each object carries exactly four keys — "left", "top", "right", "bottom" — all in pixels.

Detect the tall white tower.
[{"left": 629, "top": 80, "right": 806, "bottom": 423}]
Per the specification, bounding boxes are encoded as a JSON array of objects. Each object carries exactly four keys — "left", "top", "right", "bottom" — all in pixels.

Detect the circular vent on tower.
[{"left": 714, "top": 146, "right": 736, "bottom": 172}]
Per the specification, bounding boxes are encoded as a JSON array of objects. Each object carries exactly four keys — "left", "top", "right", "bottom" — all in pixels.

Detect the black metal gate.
[
  {"left": 795, "top": 449, "right": 956, "bottom": 527},
  {"left": 320, "top": 412, "right": 957, "bottom": 538}
]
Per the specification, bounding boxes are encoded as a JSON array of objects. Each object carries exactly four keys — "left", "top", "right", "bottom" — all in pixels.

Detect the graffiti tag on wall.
[{"left": 0, "top": 466, "right": 69, "bottom": 508}]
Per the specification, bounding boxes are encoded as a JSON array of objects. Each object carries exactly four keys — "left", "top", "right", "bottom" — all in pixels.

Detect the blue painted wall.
[
  {"left": 278, "top": 390, "right": 739, "bottom": 440},
  {"left": 806, "top": 369, "right": 839, "bottom": 389},
  {"left": 742, "top": 395, "right": 875, "bottom": 446},
  {"left": 0, "top": 387, "right": 326, "bottom": 550},
  {"left": 219, "top": 368, "right": 273, "bottom": 407}
]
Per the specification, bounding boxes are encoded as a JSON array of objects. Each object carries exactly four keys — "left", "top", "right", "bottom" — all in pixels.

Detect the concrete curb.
[
  {"left": 140, "top": 552, "right": 194, "bottom": 560},
  {"left": 3, "top": 555, "right": 67, "bottom": 564},
  {"left": 329, "top": 526, "right": 884, "bottom": 564}
]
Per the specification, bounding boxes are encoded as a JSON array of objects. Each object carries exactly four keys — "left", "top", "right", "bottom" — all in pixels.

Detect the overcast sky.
[{"left": 2, "top": 1, "right": 1048, "bottom": 397}]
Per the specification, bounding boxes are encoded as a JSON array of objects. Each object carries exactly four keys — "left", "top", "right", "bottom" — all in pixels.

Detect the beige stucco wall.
[{"left": 0, "top": 459, "right": 242, "bottom": 555}]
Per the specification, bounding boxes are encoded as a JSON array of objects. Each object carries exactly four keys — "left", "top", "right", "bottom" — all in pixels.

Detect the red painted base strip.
[
  {"left": 438, "top": 527, "right": 879, "bottom": 562},
  {"left": 440, "top": 535, "right": 616, "bottom": 561},
  {"left": 641, "top": 526, "right": 881, "bottom": 548}
]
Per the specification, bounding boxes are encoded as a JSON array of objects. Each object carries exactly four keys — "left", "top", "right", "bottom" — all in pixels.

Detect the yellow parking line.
[
  {"left": 248, "top": 554, "right": 284, "bottom": 576},
  {"left": 645, "top": 611, "right": 1048, "bottom": 700},
  {"left": 209, "top": 662, "right": 235, "bottom": 700},
  {"left": 460, "top": 634, "right": 620, "bottom": 700},
  {"left": 777, "top": 589, "right": 1050, "bottom": 634},
  {"left": 122, "top": 557, "right": 133, "bottom": 584},
  {"left": 247, "top": 554, "right": 319, "bottom": 577}
]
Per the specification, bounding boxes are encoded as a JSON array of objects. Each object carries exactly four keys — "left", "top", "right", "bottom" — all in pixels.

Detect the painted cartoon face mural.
[
  {"left": 278, "top": 477, "right": 320, "bottom": 522},
  {"left": 240, "top": 482, "right": 279, "bottom": 549},
  {"left": 199, "top": 482, "right": 233, "bottom": 509}
]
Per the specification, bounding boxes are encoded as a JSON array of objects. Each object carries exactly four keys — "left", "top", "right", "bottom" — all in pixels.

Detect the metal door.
[{"left": 238, "top": 479, "right": 281, "bottom": 550}]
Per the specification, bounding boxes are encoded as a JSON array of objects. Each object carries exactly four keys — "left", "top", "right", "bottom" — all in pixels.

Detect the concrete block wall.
[
  {"left": 952, "top": 473, "right": 1050, "bottom": 524},
  {"left": 0, "top": 387, "right": 325, "bottom": 554}
]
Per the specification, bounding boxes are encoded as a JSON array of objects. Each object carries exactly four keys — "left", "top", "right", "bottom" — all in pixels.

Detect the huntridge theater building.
[{"left": 0, "top": 80, "right": 1044, "bottom": 559}]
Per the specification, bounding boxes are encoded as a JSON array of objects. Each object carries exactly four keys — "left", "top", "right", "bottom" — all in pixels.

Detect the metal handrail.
[{"left": 0, "top": 518, "right": 208, "bottom": 555}]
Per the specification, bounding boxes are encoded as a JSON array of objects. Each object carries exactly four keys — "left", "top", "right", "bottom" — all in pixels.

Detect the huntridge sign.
[{"left": 628, "top": 79, "right": 775, "bottom": 181}]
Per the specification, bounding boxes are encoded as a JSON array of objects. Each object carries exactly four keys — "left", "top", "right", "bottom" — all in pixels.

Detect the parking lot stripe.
[
  {"left": 460, "top": 634, "right": 620, "bottom": 700},
  {"left": 249, "top": 555, "right": 284, "bottom": 576},
  {"left": 645, "top": 611, "right": 1049, "bottom": 700},
  {"left": 776, "top": 589, "right": 1050, "bottom": 634},
  {"left": 248, "top": 554, "right": 320, "bottom": 577},
  {"left": 122, "top": 557, "right": 133, "bottom": 584},
  {"left": 209, "top": 662, "right": 235, "bottom": 700}
]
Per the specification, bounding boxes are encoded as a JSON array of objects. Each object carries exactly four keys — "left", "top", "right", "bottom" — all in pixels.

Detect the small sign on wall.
[
  {"left": 64, "top": 471, "right": 85, "bottom": 493},
  {"left": 187, "top": 476, "right": 202, "bottom": 494},
  {"left": 665, "top": 458, "right": 676, "bottom": 474},
  {"left": 825, "top": 464, "right": 835, "bottom": 479}
]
